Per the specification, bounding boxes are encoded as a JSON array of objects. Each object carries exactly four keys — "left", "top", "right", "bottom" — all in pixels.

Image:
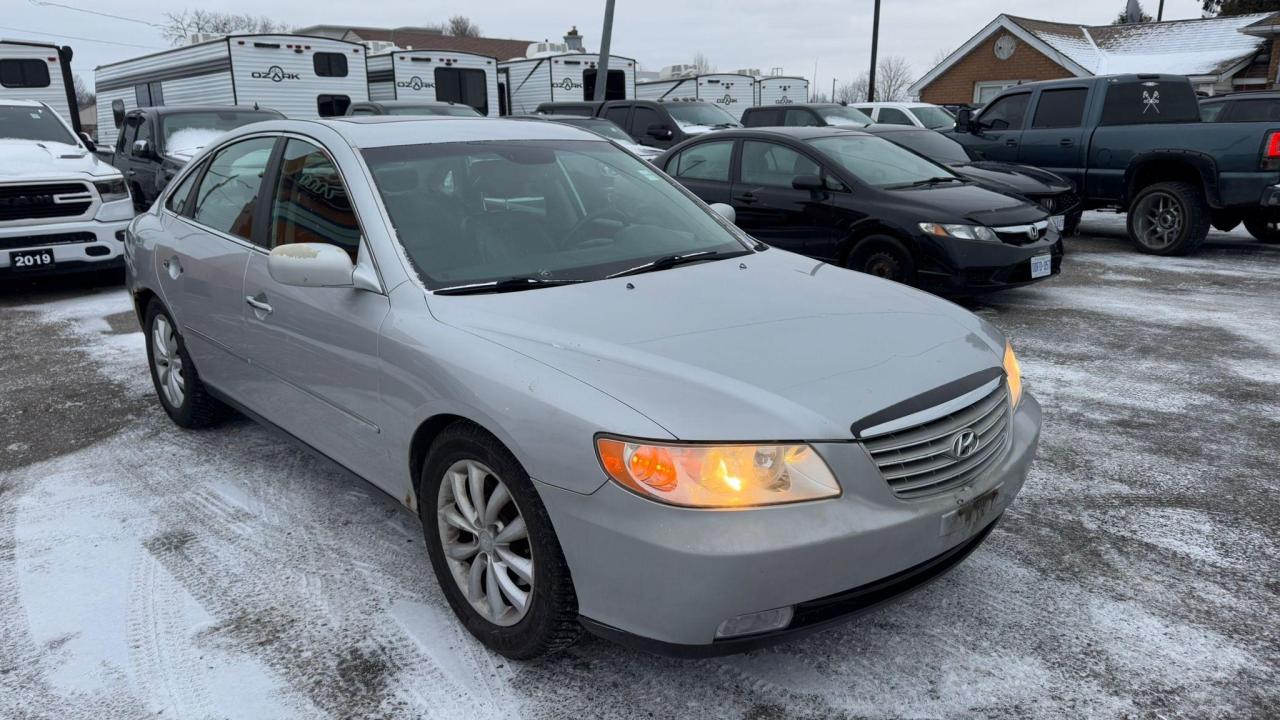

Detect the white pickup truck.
[{"left": 1, "top": 99, "right": 133, "bottom": 277}]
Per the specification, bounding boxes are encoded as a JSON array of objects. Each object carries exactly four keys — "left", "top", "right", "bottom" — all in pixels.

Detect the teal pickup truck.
[{"left": 950, "top": 74, "right": 1280, "bottom": 255}]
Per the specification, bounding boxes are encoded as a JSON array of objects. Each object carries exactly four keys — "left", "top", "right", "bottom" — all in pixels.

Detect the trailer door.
[
  {"left": 434, "top": 67, "right": 489, "bottom": 115},
  {"left": 583, "top": 69, "right": 626, "bottom": 101}
]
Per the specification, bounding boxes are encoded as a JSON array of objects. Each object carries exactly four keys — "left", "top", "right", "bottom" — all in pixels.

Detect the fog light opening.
[{"left": 715, "top": 606, "right": 794, "bottom": 639}]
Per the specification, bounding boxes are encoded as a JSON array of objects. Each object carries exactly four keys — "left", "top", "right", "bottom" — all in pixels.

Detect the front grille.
[
  {"left": 0, "top": 231, "right": 97, "bottom": 251},
  {"left": 992, "top": 220, "right": 1050, "bottom": 246},
  {"left": 1031, "top": 191, "right": 1080, "bottom": 215},
  {"left": 862, "top": 382, "right": 1012, "bottom": 499},
  {"left": 0, "top": 183, "right": 94, "bottom": 222}
]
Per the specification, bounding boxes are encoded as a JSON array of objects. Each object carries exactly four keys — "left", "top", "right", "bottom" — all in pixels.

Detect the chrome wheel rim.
[
  {"left": 151, "top": 315, "right": 185, "bottom": 408},
  {"left": 437, "top": 459, "right": 534, "bottom": 627},
  {"left": 1133, "top": 192, "right": 1183, "bottom": 250}
]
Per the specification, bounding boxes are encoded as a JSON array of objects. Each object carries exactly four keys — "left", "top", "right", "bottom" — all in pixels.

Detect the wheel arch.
[
  {"left": 836, "top": 220, "right": 919, "bottom": 266},
  {"left": 1125, "top": 152, "right": 1220, "bottom": 208}
]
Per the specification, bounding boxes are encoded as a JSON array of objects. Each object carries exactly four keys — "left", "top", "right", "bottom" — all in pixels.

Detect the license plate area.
[
  {"left": 9, "top": 249, "right": 55, "bottom": 271},
  {"left": 940, "top": 483, "right": 1003, "bottom": 537},
  {"left": 1030, "top": 253, "right": 1052, "bottom": 279}
]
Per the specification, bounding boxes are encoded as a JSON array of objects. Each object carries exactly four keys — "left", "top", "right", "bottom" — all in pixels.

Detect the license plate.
[
  {"left": 1050, "top": 215, "right": 1066, "bottom": 231},
  {"left": 9, "top": 249, "right": 55, "bottom": 271},
  {"left": 1030, "top": 253, "right": 1052, "bottom": 279}
]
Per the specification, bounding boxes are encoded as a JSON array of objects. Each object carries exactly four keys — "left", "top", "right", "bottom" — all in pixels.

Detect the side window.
[
  {"left": 313, "top": 52, "right": 349, "bottom": 78},
  {"left": 118, "top": 117, "right": 139, "bottom": 154},
  {"left": 603, "top": 105, "right": 631, "bottom": 130},
  {"left": 631, "top": 106, "right": 662, "bottom": 135},
  {"left": 978, "top": 93, "right": 1030, "bottom": 130},
  {"left": 783, "top": 109, "right": 818, "bottom": 126},
  {"left": 854, "top": 106, "right": 874, "bottom": 118},
  {"left": 0, "top": 59, "right": 51, "bottom": 88},
  {"left": 1032, "top": 88, "right": 1087, "bottom": 128},
  {"left": 740, "top": 140, "right": 820, "bottom": 188},
  {"left": 747, "top": 108, "right": 780, "bottom": 126},
  {"left": 268, "top": 140, "right": 361, "bottom": 260},
  {"left": 1199, "top": 103, "right": 1224, "bottom": 122},
  {"left": 1223, "top": 99, "right": 1280, "bottom": 122},
  {"left": 317, "top": 95, "right": 351, "bottom": 118},
  {"left": 671, "top": 140, "right": 733, "bottom": 182},
  {"left": 877, "top": 107, "right": 914, "bottom": 125},
  {"left": 165, "top": 160, "right": 205, "bottom": 216},
  {"left": 190, "top": 137, "right": 276, "bottom": 240}
]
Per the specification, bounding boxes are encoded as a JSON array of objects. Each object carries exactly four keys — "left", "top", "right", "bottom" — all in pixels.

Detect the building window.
[
  {"left": 314, "top": 52, "right": 349, "bottom": 78},
  {"left": 317, "top": 94, "right": 351, "bottom": 117},
  {"left": 1, "top": 59, "right": 51, "bottom": 88},
  {"left": 973, "top": 80, "right": 1029, "bottom": 105}
]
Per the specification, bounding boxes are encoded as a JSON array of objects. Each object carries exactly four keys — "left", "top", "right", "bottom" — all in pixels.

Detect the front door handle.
[
  {"left": 734, "top": 192, "right": 757, "bottom": 205},
  {"left": 245, "top": 295, "right": 273, "bottom": 314},
  {"left": 1059, "top": 139, "right": 1074, "bottom": 147},
  {"left": 127, "top": 169, "right": 137, "bottom": 176},
  {"left": 1005, "top": 139, "right": 1018, "bottom": 147}
]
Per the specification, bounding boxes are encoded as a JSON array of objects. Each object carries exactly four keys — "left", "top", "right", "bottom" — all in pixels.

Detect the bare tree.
[
  {"left": 445, "top": 15, "right": 482, "bottom": 38},
  {"left": 810, "top": 91, "right": 831, "bottom": 103},
  {"left": 692, "top": 52, "right": 714, "bottom": 74},
  {"left": 836, "top": 73, "right": 869, "bottom": 103},
  {"left": 931, "top": 47, "right": 953, "bottom": 67},
  {"left": 162, "top": 10, "right": 289, "bottom": 46},
  {"left": 73, "top": 74, "right": 95, "bottom": 108},
  {"left": 876, "top": 56, "right": 913, "bottom": 101}
]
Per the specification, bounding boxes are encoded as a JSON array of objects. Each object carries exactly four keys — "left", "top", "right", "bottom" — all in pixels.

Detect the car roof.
[
  {"left": 857, "top": 123, "right": 927, "bottom": 135},
  {"left": 134, "top": 105, "right": 281, "bottom": 116},
  {"left": 857, "top": 101, "right": 935, "bottom": 108},
  {"left": 0, "top": 98, "right": 45, "bottom": 108},
  {"left": 520, "top": 114, "right": 604, "bottom": 122},
  {"left": 278, "top": 116, "right": 603, "bottom": 148},
  {"left": 358, "top": 100, "right": 461, "bottom": 107},
  {"left": 693, "top": 126, "right": 871, "bottom": 141},
  {"left": 748, "top": 103, "right": 844, "bottom": 111},
  {"left": 1201, "top": 92, "right": 1280, "bottom": 102}
]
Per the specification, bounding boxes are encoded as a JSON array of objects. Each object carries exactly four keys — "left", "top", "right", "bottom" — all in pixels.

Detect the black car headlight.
[{"left": 94, "top": 178, "right": 131, "bottom": 203}]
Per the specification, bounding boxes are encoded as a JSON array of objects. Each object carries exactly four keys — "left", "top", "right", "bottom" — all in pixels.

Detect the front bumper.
[
  {"left": 536, "top": 393, "right": 1041, "bottom": 654},
  {"left": 0, "top": 212, "right": 131, "bottom": 275},
  {"left": 919, "top": 236, "right": 1064, "bottom": 296}
]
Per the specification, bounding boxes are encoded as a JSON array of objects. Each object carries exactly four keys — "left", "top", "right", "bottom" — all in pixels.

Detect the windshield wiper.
[
  {"left": 607, "top": 250, "right": 746, "bottom": 279},
  {"left": 908, "top": 176, "right": 963, "bottom": 187},
  {"left": 434, "top": 277, "right": 585, "bottom": 295}
]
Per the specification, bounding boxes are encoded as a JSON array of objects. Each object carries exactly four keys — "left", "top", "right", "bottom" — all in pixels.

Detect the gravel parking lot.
[{"left": 1, "top": 213, "right": 1277, "bottom": 720}]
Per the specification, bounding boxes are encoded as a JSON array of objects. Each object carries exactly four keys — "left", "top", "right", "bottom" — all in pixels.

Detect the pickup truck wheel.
[
  {"left": 1243, "top": 218, "right": 1280, "bottom": 244},
  {"left": 846, "top": 236, "right": 917, "bottom": 286},
  {"left": 1127, "top": 181, "right": 1210, "bottom": 256},
  {"left": 143, "top": 300, "right": 231, "bottom": 428}
]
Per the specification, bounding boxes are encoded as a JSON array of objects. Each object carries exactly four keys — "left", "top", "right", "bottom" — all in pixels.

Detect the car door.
[
  {"left": 154, "top": 136, "right": 276, "bottom": 388},
  {"left": 238, "top": 137, "right": 391, "bottom": 482},
  {"left": 663, "top": 138, "right": 735, "bottom": 206},
  {"left": 1019, "top": 86, "right": 1089, "bottom": 186},
  {"left": 731, "top": 139, "right": 840, "bottom": 255},
  {"left": 962, "top": 91, "right": 1030, "bottom": 162},
  {"left": 631, "top": 105, "right": 675, "bottom": 149},
  {"left": 116, "top": 115, "right": 141, "bottom": 205},
  {"left": 131, "top": 115, "right": 163, "bottom": 207}
]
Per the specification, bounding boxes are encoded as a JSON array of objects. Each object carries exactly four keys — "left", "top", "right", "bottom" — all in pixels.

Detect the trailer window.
[
  {"left": 0, "top": 59, "right": 51, "bottom": 88},
  {"left": 583, "top": 69, "right": 626, "bottom": 101},
  {"left": 434, "top": 68, "right": 488, "bottom": 115},
  {"left": 134, "top": 81, "right": 163, "bottom": 108},
  {"left": 317, "top": 95, "right": 351, "bottom": 117},
  {"left": 314, "top": 52, "right": 349, "bottom": 78}
]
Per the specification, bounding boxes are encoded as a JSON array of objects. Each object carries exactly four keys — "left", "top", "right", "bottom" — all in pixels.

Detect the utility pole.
[
  {"left": 593, "top": 0, "right": 616, "bottom": 102},
  {"left": 868, "top": 0, "right": 881, "bottom": 102},
  {"left": 832, "top": 77, "right": 836, "bottom": 102},
  {"left": 1157, "top": 0, "right": 1165, "bottom": 21}
]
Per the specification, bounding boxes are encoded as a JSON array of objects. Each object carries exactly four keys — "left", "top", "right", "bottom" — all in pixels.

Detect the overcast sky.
[{"left": 6, "top": 0, "right": 1213, "bottom": 94}]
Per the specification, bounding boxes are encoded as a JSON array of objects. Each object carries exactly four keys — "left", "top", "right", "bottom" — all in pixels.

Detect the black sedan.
[
  {"left": 656, "top": 127, "right": 1063, "bottom": 296},
  {"left": 860, "top": 124, "right": 1082, "bottom": 235}
]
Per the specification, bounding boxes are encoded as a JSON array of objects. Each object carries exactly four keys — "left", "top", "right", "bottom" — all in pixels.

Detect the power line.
[
  {"left": 0, "top": 23, "right": 164, "bottom": 50},
  {"left": 27, "top": 0, "right": 163, "bottom": 29}
]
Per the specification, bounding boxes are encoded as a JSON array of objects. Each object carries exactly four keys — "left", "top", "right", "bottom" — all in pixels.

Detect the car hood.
[
  {"left": 883, "top": 182, "right": 1049, "bottom": 227},
  {"left": 0, "top": 139, "right": 121, "bottom": 182},
  {"left": 952, "top": 161, "right": 1073, "bottom": 195},
  {"left": 427, "top": 249, "right": 1006, "bottom": 441}
]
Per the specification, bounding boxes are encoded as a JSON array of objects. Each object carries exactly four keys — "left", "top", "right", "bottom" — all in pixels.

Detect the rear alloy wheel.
[
  {"left": 143, "top": 300, "right": 230, "bottom": 428},
  {"left": 1243, "top": 217, "right": 1280, "bottom": 244},
  {"left": 847, "top": 236, "right": 917, "bottom": 286},
  {"left": 1126, "top": 181, "right": 1209, "bottom": 256}
]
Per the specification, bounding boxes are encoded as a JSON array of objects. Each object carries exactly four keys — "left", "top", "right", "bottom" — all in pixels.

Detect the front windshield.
[
  {"left": 909, "top": 106, "right": 956, "bottom": 130},
  {"left": 0, "top": 104, "right": 75, "bottom": 144},
  {"left": 817, "top": 106, "right": 873, "bottom": 126},
  {"left": 161, "top": 111, "right": 278, "bottom": 154},
  {"left": 363, "top": 139, "right": 750, "bottom": 290},
  {"left": 807, "top": 134, "right": 958, "bottom": 188},
  {"left": 666, "top": 103, "right": 741, "bottom": 129},
  {"left": 884, "top": 129, "right": 971, "bottom": 164},
  {"left": 557, "top": 119, "right": 634, "bottom": 144},
  {"left": 387, "top": 105, "right": 480, "bottom": 117}
]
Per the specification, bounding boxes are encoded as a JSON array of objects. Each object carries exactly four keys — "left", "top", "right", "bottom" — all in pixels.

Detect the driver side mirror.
[
  {"left": 79, "top": 131, "right": 97, "bottom": 152},
  {"left": 709, "top": 202, "right": 736, "bottom": 225},
  {"left": 267, "top": 243, "right": 355, "bottom": 288},
  {"left": 792, "top": 174, "right": 825, "bottom": 192},
  {"left": 955, "top": 107, "right": 972, "bottom": 133},
  {"left": 646, "top": 124, "right": 674, "bottom": 141},
  {"left": 132, "top": 139, "right": 153, "bottom": 159}
]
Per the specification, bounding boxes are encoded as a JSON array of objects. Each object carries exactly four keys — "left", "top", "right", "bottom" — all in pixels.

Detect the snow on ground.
[{"left": 1, "top": 214, "right": 1277, "bottom": 718}]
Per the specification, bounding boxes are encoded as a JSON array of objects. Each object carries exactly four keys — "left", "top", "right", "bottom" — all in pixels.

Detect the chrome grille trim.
[{"left": 862, "top": 382, "right": 1012, "bottom": 499}]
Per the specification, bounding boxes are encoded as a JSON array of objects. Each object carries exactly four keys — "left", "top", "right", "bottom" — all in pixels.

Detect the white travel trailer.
[
  {"left": 756, "top": 76, "right": 809, "bottom": 106},
  {"left": 95, "top": 34, "right": 369, "bottom": 147},
  {"left": 499, "top": 51, "right": 636, "bottom": 115},
  {"left": 367, "top": 49, "right": 500, "bottom": 117},
  {"left": 635, "top": 73, "right": 755, "bottom": 118},
  {"left": 1, "top": 39, "right": 79, "bottom": 132}
]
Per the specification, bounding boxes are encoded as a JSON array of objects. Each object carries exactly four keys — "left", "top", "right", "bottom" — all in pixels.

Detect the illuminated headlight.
[
  {"left": 94, "top": 178, "right": 130, "bottom": 203},
  {"left": 1003, "top": 341, "right": 1023, "bottom": 408},
  {"left": 919, "top": 222, "right": 999, "bottom": 243},
  {"left": 596, "top": 437, "right": 841, "bottom": 508}
]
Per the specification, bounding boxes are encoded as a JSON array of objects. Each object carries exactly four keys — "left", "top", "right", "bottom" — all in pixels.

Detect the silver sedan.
[{"left": 124, "top": 116, "right": 1041, "bottom": 658}]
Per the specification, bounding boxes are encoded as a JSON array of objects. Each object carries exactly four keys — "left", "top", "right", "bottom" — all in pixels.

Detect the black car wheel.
[
  {"left": 847, "top": 236, "right": 917, "bottom": 285},
  {"left": 143, "top": 300, "right": 231, "bottom": 428},
  {"left": 1126, "top": 181, "right": 1210, "bottom": 256},
  {"left": 1243, "top": 217, "right": 1280, "bottom": 244}
]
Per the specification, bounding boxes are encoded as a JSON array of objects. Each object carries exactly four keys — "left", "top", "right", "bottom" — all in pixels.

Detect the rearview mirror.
[
  {"left": 267, "top": 243, "right": 355, "bottom": 288},
  {"left": 955, "top": 107, "right": 972, "bottom": 133},
  {"left": 709, "top": 202, "right": 736, "bottom": 225},
  {"left": 78, "top": 131, "right": 96, "bottom": 152},
  {"left": 792, "top": 174, "right": 824, "bottom": 192},
  {"left": 646, "top": 124, "right": 674, "bottom": 141}
]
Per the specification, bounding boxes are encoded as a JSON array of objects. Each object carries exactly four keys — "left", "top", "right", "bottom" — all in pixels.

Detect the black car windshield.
[
  {"left": 808, "top": 134, "right": 959, "bottom": 188},
  {"left": 0, "top": 104, "right": 75, "bottom": 144},
  {"left": 554, "top": 118, "right": 635, "bottom": 144},
  {"left": 386, "top": 105, "right": 480, "bottom": 117},
  {"left": 161, "top": 111, "right": 279, "bottom": 154},
  {"left": 908, "top": 106, "right": 956, "bottom": 130},
  {"left": 817, "top": 106, "right": 873, "bottom": 126},
  {"left": 882, "top": 129, "right": 971, "bottom": 164},
  {"left": 363, "top": 139, "right": 750, "bottom": 290},
  {"left": 666, "top": 103, "right": 741, "bottom": 129}
]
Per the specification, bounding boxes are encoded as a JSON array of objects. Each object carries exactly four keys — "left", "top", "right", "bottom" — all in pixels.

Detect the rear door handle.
[
  {"left": 245, "top": 295, "right": 273, "bottom": 314},
  {"left": 1005, "top": 139, "right": 1018, "bottom": 147}
]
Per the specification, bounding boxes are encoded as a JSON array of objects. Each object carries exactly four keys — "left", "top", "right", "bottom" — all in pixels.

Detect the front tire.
[
  {"left": 1126, "top": 181, "right": 1210, "bottom": 256},
  {"left": 419, "top": 422, "right": 580, "bottom": 659},
  {"left": 846, "top": 236, "right": 918, "bottom": 286},
  {"left": 1243, "top": 217, "right": 1280, "bottom": 244},
  {"left": 143, "top": 300, "right": 230, "bottom": 428}
]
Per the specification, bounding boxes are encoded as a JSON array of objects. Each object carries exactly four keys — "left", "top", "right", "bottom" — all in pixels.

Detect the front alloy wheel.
[{"left": 151, "top": 314, "right": 186, "bottom": 409}]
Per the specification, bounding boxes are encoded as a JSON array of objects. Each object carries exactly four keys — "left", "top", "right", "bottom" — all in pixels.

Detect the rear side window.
[
  {"left": 877, "top": 107, "right": 914, "bottom": 125},
  {"left": 1032, "top": 88, "right": 1087, "bottom": 128},
  {"left": 1100, "top": 79, "right": 1200, "bottom": 125},
  {"left": 1199, "top": 103, "right": 1224, "bottom": 122},
  {"left": 740, "top": 141, "right": 820, "bottom": 188},
  {"left": 190, "top": 137, "right": 276, "bottom": 240},
  {"left": 783, "top": 109, "right": 818, "bottom": 126},
  {"left": 268, "top": 139, "right": 361, "bottom": 259},
  {"left": 1223, "top": 98, "right": 1280, "bottom": 122},
  {"left": 631, "top": 106, "right": 662, "bottom": 135},
  {"left": 0, "top": 59, "right": 50, "bottom": 88},
  {"left": 313, "top": 52, "right": 348, "bottom": 78},
  {"left": 670, "top": 140, "right": 733, "bottom": 182},
  {"left": 603, "top": 105, "right": 631, "bottom": 128},
  {"left": 166, "top": 160, "right": 205, "bottom": 216},
  {"left": 978, "top": 93, "right": 1030, "bottom": 130},
  {"left": 317, "top": 95, "right": 351, "bottom": 117},
  {"left": 744, "top": 108, "right": 781, "bottom": 126},
  {"left": 434, "top": 67, "right": 488, "bottom": 115}
]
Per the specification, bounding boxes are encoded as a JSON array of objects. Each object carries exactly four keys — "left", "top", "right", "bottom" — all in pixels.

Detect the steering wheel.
[{"left": 565, "top": 207, "right": 630, "bottom": 247}]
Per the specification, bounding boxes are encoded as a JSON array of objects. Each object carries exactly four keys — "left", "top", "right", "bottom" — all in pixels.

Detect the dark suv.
[
  {"left": 1199, "top": 92, "right": 1280, "bottom": 123},
  {"left": 536, "top": 98, "right": 741, "bottom": 151},
  {"left": 110, "top": 105, "right": 283, "bottom": 210},
  {"left": 741, "top": 103, "right": 872, "bottom": 128}
]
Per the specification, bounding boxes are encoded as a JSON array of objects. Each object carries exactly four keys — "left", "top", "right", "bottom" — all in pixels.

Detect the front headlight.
[
  {"left": 919, "top": 222, "right": 999, "bottom": 243},
  {"left": 596, "top": 437, "right": 841, "bottom": 508},
  {"left": 94, "top": 178, "right": 130, "bottom": 203},
  {"left": 1003, "top": 341, "right": 1023, "bottom": 408}
]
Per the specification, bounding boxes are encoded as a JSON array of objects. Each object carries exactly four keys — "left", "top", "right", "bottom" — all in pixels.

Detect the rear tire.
[
  {"left": 846, "top": 236, "right": 918, "bottom": 286},
  {"left": 419, "top": 422, "right": 580, "bottom": 660},
  {"left": 1126, "top": 181, "right": 1210, "bottom": 256},
  {"left": 143, "top": 300, "right": 231, "bottom": 428},
  {"left": 1243, "top": 217, "right": 1280, "bottom": 244}
]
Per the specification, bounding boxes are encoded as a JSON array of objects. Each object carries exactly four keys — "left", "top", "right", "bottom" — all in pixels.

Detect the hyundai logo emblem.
[{"left": 949, "top": 429, "right": 979, "bottom": 459}]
